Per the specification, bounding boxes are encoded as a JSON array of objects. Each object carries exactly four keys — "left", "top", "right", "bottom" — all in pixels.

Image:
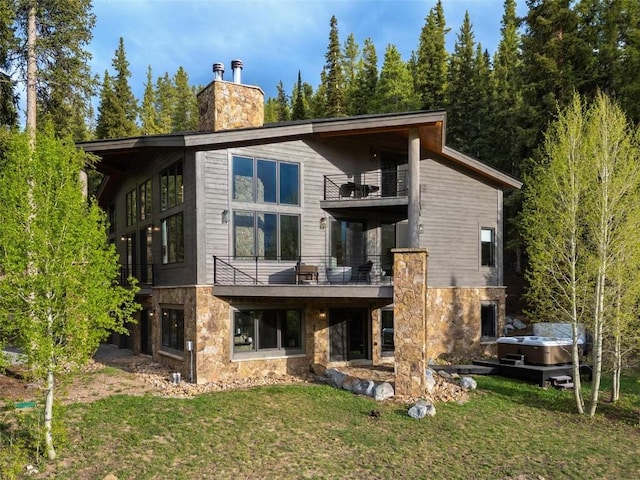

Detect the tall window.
[
  {"left": 331, "top": 220, "right": 365, "bottom": 266},
  {"left": 233, "top": 211, "right": 299, "bottom": 260},
  {"left": 480, "top": 227, "right": 495, "bottom": 267},
  {"left": 139, "top": 179, "right": 152, "bottom": 220},
  {"left": 160, "top": 161, "right": 183, "bottom": 211},
  {"left": 232, "top": 155, "right": 299, "bottom": 205},
  {"left": 381, "top": 309, "right": 394, "bottom": 357},
  {"left": 481, "top": 302, "right": 498, "bottom": 340},
  {"left": 233, "top": 309, "right": 302, "bottom": 355},
  {"left": 162, "top": 213, "right": 184, "bottom": 264},
  {"left": 125, "top": 189, "right": 137, "bottom": 226},
  {"left": 161, "top": 308, "right": 184, "bottom": 351},
  {"left": 108, "top": 203, "right": 116, "bottom": 234}
]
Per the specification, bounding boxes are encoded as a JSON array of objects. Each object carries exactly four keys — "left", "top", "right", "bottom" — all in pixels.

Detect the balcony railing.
[
  {"left": 324, "top": 169, "right": 408, "bottom": 201},
  {"left": 213, "top": 254, "right": 393, "bottom": 287},
  {"left": 119, "top": 263, "right": 154, "bottom": 288}
]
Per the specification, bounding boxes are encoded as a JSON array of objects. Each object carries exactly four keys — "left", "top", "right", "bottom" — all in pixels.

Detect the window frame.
[
  {"left": 480, "top": 301, "right": 498, "bottom": 341},
  {"left": 125, "top": 189, "right": 137, "bottom": 227},
  {"left": 380, "top": 308, "right": 394, "bottom": 357},
  {"left": 161, "top": 307, "right": 185, "bottom": 352},
  {"left": 480, "top": 227, "right": 496, "bottom": 268},
  {"left": 160, "top": 161, "right": 184, "bottom": 211},
  {"left": 139, "top": 178, "right": 153, "bottom": 221},
  {"left": 161, "top": 212, "right": 184, "bottom": 264},
  {"left": 232, "top": 211, "right": 300, "bottom": 261},
  {"left": 232, "top": 308, "right": 304, "bottom": 359},
  {"left": 231, "top": 155, "right": 300, "bottom": 206}
]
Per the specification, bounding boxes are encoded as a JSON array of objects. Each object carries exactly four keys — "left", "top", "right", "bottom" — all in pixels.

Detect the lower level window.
[
  {"left": 162, "top": 308, "right": 184, "bottom": 351},
  {"left": 233, "top": 309, "right": 302, "bottom": 355},
  {"left": 381, "top": 309, "right": 394, "bottom": 357},
  {"left": 481, "top": 302, "right": 497, "bottom": 340}
]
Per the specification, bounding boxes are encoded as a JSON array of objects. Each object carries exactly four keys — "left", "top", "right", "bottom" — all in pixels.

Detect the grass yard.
[{"left": 7, "top": 372, "right": 634, "bottom": 480}]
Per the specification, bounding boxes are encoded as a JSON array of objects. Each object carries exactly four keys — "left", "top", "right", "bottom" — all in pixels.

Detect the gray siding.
[
  {"left": 197, "top": 139, "right": 372, "bottom": 285},
  {"left": 420, "top": 154, "right": 503, "bottom": 287}
]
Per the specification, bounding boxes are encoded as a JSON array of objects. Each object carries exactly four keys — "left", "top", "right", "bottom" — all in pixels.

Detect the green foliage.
[
  {"left": 351, "top": 38, "right": 378, "bottom": 115},
  {"left": 371, "top": 44, "right": 419, "bottom": 113},
  {"left": 323, "top": 15, "right": 344, "bottom": 117},
  {"left": 0, "top": 129, "right": 139, "bottom": 377},
  {"left": 291, "top": 71, "right": 307, "bottom": 120},
  {"left": 275, "top": 80, "right": 290, "bottom": 121},
  {"left": 140, "top": 65, "right": 160, "bottom": 135},
  {"left": 172, "top": 66, "right": 198, "bottom": 132}
]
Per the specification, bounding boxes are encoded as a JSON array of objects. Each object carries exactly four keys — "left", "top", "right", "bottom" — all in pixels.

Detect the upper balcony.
[
  {"left": 322, "top": 169, "right": 408, "bottom": 212},
  {"left": 212, "top": 255, "right": 394, "bottom": 299}
]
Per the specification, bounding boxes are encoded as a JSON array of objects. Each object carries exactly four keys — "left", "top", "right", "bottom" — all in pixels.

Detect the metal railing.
[
  {"left": 212, "top": 254, "right": 393, "bottom": 286},
  {"left": 324, "top": 169, "right": 408, "bottom": 201}
]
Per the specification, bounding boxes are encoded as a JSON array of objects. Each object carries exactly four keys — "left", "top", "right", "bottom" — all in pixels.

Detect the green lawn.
[{"left": 7, "top": 373, "right": 640, "bottom": 479}]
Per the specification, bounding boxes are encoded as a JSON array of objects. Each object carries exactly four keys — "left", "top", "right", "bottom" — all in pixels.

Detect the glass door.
[{"left": 329, "top": 308, "right": 369, "bottom": 362}]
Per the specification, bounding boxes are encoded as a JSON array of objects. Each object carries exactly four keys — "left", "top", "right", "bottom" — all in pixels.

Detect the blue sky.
[{"left": 89, "top": 0, "right": 527, "bottom": 103}]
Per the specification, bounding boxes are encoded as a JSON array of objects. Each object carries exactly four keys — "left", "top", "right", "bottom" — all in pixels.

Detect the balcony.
[
  {"left": 212, "top": 255, "right": 394, "bottom": 299},
  {"left": 324, "top": 169, "right": 408, "bottom": 201}
]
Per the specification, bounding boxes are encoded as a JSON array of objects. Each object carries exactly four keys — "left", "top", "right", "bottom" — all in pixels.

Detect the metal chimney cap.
[
  {"left": 213, "top": 62, "right": 225, "bottom": 72},
  {"left": 231, "top": 59, "right": 243, "bottom": 69}
]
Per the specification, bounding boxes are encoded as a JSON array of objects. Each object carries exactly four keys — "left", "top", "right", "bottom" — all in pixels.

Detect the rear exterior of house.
[{"left": 80, "top": 62, "right": 521, "bottom": 396}]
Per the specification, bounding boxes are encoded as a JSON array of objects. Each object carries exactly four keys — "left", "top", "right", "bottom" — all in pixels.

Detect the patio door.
[{"left": 329, "top": 308, "right": 369, "bottom": 362}]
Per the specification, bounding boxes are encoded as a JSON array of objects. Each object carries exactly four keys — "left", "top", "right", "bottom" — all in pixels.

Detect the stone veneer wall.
[
  {"left": 197, "top": 80, "right": 264, "bottom": 132},
  {"left": 426, "top": 287, "right": 505, "bottom": 361},
  {"left": 392, "top": 248, "right": 429, "bottom": 398}
]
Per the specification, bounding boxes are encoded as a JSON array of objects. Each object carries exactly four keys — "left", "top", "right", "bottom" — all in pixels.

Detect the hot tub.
[
  {"left": 497, "top": 336, "right": 583, "bottom": 365},
  {"left": 326, "top": 266, "right": 352, "bottom": 284}
]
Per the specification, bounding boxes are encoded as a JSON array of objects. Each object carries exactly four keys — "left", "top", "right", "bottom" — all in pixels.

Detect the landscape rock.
[
  {"left": 325, "top": 368, "right": 346, "bottom": 389},
  {"left": 373, "top": 382, "right": 395, "bottom": 401},
  {"left": 460, "top": 376, "right": 477, "bottom": 390},
  {"left": 425, "top": 368, "right": 436, "bottom": 393},
  {"left": 408, "top": 399, "right": 436, "bottom": 419},
  {"left": 352, "top": 379, "right": 375, "bottom": 397},
  {"left": 341, "top": 375, "right": 359, "bottom": 392},
  {"left": 436, "top": 370, "right": 452, "bottom": 380}
]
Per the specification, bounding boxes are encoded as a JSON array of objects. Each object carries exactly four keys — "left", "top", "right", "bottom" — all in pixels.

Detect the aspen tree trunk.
[
  {"left": 611, "top": 333, "right": 621, "bottom": 402},
  {"left": 27, "top": 4, "right": 37, "bottom": 138},
  {"left": 44, "top": 368, "right": 56, "bottom": 460}
]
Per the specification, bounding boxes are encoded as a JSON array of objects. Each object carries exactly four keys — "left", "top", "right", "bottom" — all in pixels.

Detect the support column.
[
  {"left": 392, "top": 247, "right": 428, "bottom": 398},
  {"left": 408, "top": 128, "right": 421, "bottom": 248}
]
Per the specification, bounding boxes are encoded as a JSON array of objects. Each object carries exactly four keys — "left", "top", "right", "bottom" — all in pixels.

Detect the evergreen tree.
[
  {"left": 155, "top": 72, "right": 175, "bottom": 133},
  {"left": 323, "top": 15, "right": 344, "bottom": 117},
  {"left": 311, "top": 69, "right": 328, "bottom": 118},
  {"left": 140, "top": 65, "right": 160, "bottom": 135},
  {"left": 491, "top": 0, "right": 526, "bottom": 176},
  {"left": 291, "top": 70, "right": 307, "bottom": 120},
  {"left": 264, "top": 97, "right": 279, "bottom": 124},
  {"left": 351, "top": 38, "right": 378, "bottom": 115},
  {"left": 172, "top": 66, "right": 198, "bottom": 132},
  {"left": 342, "top": 33, "right": 361, "bottom": 115},
  {"left": 275, "top": 80, "right": 290, "bottom": 121},
  {"left": 446, "top": 11, "right": 478, "bottom": 153},
  {"left": 372, "top": 44, "right": 419, "bottom": 114},
  {"left": 95, "top": 71, "right": 123, "bottom": 139},
  {"left": 469, "top": 46, "right": 493, "bottom": 160},
  {"left": 0, "top": 2, "right": 17, "bottom": 128},
  {"left": 4, "top": 0, "right": 96, "bottom": 138},
  {"left": 111, "top": 37, "right": 138, "bottom": 136},
  {"left": 413, "top": 0, "right": 449, "bottom": 110}
]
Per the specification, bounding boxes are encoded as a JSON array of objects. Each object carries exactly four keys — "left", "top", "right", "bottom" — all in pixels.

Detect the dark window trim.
[{"left": 232, "top": 308, "right": 304, "bottom": 359}]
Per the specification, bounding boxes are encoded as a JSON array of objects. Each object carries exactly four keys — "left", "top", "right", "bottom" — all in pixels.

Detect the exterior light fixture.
[
  {"left": 319, "top": 311, "right": 327, "bottom": 320},
  {"left": 222, "top": 210, "right": 229, "bottom": 224},
  {"left": 319, "top": 217, "right": 327, "bottom": 230}
]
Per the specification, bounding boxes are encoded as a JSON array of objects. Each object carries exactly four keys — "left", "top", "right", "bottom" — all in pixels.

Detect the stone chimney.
[{"left": 197, "top": 60, "right": 264, "bottom": 132}]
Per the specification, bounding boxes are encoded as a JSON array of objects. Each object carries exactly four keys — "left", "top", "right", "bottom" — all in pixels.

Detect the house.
[{"left": 79, "top": 60, "right": 521, "bottom": 397}]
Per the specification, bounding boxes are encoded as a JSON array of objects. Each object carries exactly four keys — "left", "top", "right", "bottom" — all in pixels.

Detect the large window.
[
  {"left": 139, "top": 179, "right": 152, "bottom": 220},
  {"left": 480, "top": 227, "right": 495, "bottom": 267},
  {"left": 161, "top": 308, "right": 184, "bottom": 351},
  {"left": 125, "top": 189, "right": 137, "bottom": 226},
  {"left": 232, "top": 155, "right": 299, "bottom": 205},
  {"left": 233, "top": 309, "right": 303, "bottom": 355},
  {"left": 481, "top": 302, "right": 498, "bottom": 340},
  {"left": 160, "top": 161, "right": 183, "bottom": 211},
  {"left": 162, "top": 213, "right": 184, "bottom": 264},
  {"left": 233, "top": 211, "right": 299, "bottom": 260},
  {"left": 331, "top": 219, "right": 365, "bottom": 266}
]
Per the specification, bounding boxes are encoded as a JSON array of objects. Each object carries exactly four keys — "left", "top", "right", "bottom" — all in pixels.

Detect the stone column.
[{"left": 392, "top": 247, "right": 428, "bottom": 398}]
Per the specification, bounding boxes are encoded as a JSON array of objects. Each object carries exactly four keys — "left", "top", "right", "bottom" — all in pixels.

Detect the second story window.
[
  {"left": 480, "top": 227, "right": 495, "bottom": 267},
  {"left": 162, "top": 213, "right": 184, "bottom": 264},
  {"left": 108, "top": 203, "right": 115, "bottom": 234},
  {"left": 232, "top": 156, "right": 299, "bottom": 205},
  {"left": 139, "top": 179, "right": 152, "bottom": 221},
  {"left": 233, "top": 211, "right": 299, "bottom": 260},
  {"left": 125, "top": 189, "right": 137, "bottom": 226},
  {"left": 160, "top": 161, "right": 183, "bottom": 211}
]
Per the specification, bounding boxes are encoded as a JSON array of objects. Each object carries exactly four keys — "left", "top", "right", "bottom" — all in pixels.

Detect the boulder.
[
  {"left": 436, "top": 370, "right": 452, "bottom": 380},
  {"left": 460, "top": 376, "right": 477, "bottom": 391},
  {"left": 408, "top": 399, "right": 436, "bottom": 419},
  {"left": 425, "top": 368, "right": 436, "bottom": 393},
  {"left": 373, "top": 382, "right": 395, "bottom": 401},
  {"left": 352, "top": 379, "right": 375, "bottom": 397},
  {"left": 341, "top": 375, "right": 359, "bottom": 392},
  {"left": 325, "top": 368, "right": 346, "bottom": 389}
]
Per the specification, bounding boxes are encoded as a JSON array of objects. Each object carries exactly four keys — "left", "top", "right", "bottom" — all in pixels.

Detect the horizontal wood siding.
[
  {"left": 198, "top": 139, "right": 372, "bottom": 284},
  {"left": 420, "top": 155, "right": 502, "bottom": 287}
]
